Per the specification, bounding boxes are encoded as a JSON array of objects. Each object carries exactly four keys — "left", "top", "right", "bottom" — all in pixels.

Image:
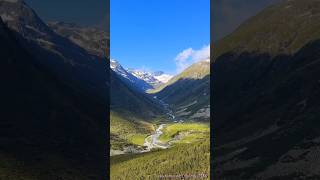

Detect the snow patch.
[
  {"left": 0, "top": 14, "right": 14, "bottom": 21},
  {"left": 25, "top": 25, "right": 46, "bottom": 36},
  {"left": 154, "top": 74, "right": 173, "bottom": 83}
]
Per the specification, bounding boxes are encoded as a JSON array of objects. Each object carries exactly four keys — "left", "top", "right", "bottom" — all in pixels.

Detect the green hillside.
[
  {"left": 150, "top": 61, "right": 210, "bottom": 121},
  {"left": 215, "top": 0, "right": 320, "bottom": 58},
  {"left": 150, "top": 60, "right": 210, "bottom": 94},
  {"left": 159, "top": 123, "right": 209, "bottom": 144},
  {"left": 111, "top": 139, "right": 210, "bottom": 180},
  {"left": 110, "top": 111, "right": 154, "bottom": 150}
]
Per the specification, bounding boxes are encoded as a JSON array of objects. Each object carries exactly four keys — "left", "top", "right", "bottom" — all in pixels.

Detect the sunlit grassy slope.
[
  {"left": 110, "top": 139, "right": 210, "bottom": 180},
  {"left": 215, "top": 0, "right": 320, "bottom": 58},
  {"left": 110, "top": 111, "right": 154, "bottom": 149},
  {"left": 159, "top": 123, "right": 209, "bottom": 143},
  {"left": 149, "top": 61, "right": 210, "bottom": 94}
]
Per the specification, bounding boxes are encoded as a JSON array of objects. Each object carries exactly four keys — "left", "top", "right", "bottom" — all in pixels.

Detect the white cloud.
[{"left": 175, "top": 44, "right": 210, "bottom": 73}]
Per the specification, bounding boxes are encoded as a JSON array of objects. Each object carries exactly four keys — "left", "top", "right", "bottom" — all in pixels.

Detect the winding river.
[{"left": 143, "top": 124, "right": 168, "bottom": 152}]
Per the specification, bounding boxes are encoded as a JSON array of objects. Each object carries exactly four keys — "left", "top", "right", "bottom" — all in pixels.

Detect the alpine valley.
[
  {"left": 109, "top": 58, "right": 210, "bottom": 179},
  {"left": 0, "top": 0, "right": 210, "bottom": 179}
]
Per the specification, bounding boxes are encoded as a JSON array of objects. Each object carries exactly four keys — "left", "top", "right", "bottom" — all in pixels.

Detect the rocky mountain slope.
[
  {"left": 127, "top": 69, "right": 172, "bottom": 87},
  {"left": 110, "top": 59, "right": 153, "bottom": 92},
  {"left": 0, "top": 0, "right": 108, "bottom": 179},
  {"left": 0, "top": 0, "right": 108, "bottom": 99},
  {"left": 213, "top": 0, "right": 320, "bottom": 179},
  {"left": 48, "top": 21, "right": 108, "bottom": 57}
]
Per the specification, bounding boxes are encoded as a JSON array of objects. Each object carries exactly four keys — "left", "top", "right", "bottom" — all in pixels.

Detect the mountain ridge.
[
  {"left": 213, "top": 0, "right": 320, "bottom": 179},
  {"left": 214, "top": 0, "right": 320, "bottom": 59}
]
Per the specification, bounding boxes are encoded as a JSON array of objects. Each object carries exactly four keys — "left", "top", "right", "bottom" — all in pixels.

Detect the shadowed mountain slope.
[
  {"left": 151, "top": 60, "right": 210, "bottom": 121},
  {"left": 213, "top": 0, "right": 320, "bottom": 179},
  {"left": 0, "top": 0, "right": 108, "bottom": 179}
]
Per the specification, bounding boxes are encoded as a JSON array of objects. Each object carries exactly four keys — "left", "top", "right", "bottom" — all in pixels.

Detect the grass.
[
  {"left": 159, "top": 123, "right": 210, "bottom": 143},
  {"left": 110, "top": 111, "right": 154, "bottom": 150},
  {"left": 128, "top": 134, "right": 147, "bottom": 146},
  {"left": 214, "top": 0, "right": 320, "bottom": 58},
  {"left": 110, "top": 139, "right": 210, "bottom": 180},
  {"left": 148, "top": 61, "right": 210, "bottom": 94}
]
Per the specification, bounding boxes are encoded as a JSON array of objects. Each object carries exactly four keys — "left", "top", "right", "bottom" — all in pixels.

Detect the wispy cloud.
[{"left": 175, "top": 44, "right": 210, "bottom": 73}]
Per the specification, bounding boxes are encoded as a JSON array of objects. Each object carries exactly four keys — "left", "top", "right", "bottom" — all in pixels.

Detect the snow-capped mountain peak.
[
  {"left": 110, "top": 59, "right": 172, "bottom": 91},
  {"left": 110, "top": 59, "right": 132, "bottom": 81},
  {"left": 127, "top": 69, "right": 173, "bottom": 87},
  {"left": 127, "top": 69, "right": 161, "bottom": 87},
  {"left": 110, "top": 59, "right": 153, "bottom": 91}
]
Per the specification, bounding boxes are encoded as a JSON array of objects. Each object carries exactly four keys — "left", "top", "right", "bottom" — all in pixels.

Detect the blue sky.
[{"left": 111, "top": 0, "right": 210, "bottom": 75}]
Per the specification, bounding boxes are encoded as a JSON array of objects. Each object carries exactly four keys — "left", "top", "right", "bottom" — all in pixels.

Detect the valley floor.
[{"left": 110, "top": 119, "right": 210, "bottom": 180}]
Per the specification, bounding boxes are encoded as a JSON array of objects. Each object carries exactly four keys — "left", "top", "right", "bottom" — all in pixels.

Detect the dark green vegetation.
[
  {"left": 0, "top": 1, "right": 108, "bottom": 179},
  {"left": 213, "top": 0, "right": 320, "bottom": 179},
  {"left": 110, "top": 111, "right": 154, "bottom": 150},
  {"left": 110, "top": 139, "right": 210, "bottom": 180},
  {"left": 0, "top": 151, "right": 103, "bottom": 180},
  {"left": 110, "top": 69, "right": 165, "bottom": 152},
  {"left": 150, "top": 61, "right": 210, "bottom": 121}
]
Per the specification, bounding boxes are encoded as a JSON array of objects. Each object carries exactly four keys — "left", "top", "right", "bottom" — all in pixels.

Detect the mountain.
[
  {"left": 110, "top": 59, "right": 153, "bottom": 91},
  {"left": 214, "top": 0, "right": 320, "bottom": 58},
  {"left": 127, "top": 68, "right": 161, "bottom": 87},
  {"left": 0, "top": 1, "right": 107, "bottom": 179},
  {"left": 127, "top": 69, "right": 172, "bottom": 87},
  {"left": 213, "top": 0, "right": 320, "bottom": 179},
  {"left": 48, "top": 21, "right": 108, "bottom": 57},
  {"left": 151, "top": 60, "right": 210, "bottom": 121},
  {"left": 0, "top": 0, "right": 108, "bottom": 100},
  {"left": 153, "top": 71, "right": 173, "bottom": 83},
  {"left": 110, "top": 69, "right": 163, "bottom": 118},
  {"left": 110, "top": 60, "right": 166, "bottom": 152},
  {"left": 110, "top": 67, "right": 165, "bottom": 152},
  {"left": 110, "top": 59, "right": 172, "bottom": 91}
]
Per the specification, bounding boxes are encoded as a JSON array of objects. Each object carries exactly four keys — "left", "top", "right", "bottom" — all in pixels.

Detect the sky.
[
  {"left": 213, "top": 0, "right": 280, "bottom": 41},
  {"left": 25, "top": 0, "right": 109, "bottom": 29},
  {"left": 111, "top": 0, "right": 210, "bottom": 75}
]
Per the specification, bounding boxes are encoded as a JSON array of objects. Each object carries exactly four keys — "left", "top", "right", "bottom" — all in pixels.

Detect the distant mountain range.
[
  {"left": 110, "top": 59, "right": 172, "bottom": 91},
  {"left": 127, "top": 69, "right": 172, "bottom": 87}
]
